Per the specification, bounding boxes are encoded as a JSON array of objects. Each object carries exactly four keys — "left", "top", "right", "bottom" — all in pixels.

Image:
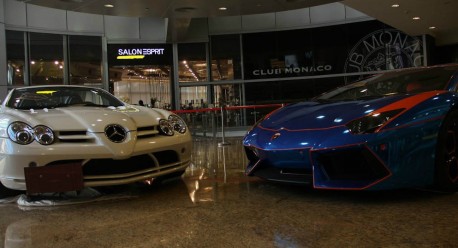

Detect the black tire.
[{"left": 435, "top": 110, "right": 458, "bottom": 191}]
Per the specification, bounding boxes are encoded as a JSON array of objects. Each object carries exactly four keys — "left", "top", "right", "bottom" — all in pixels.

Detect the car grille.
[
  {"left": 82, "top": 151, "right": 179, "bottom": 176},
  {"left": 311, "top": 145, "right": 391, "bottom": 189},
  {"left": 55, "top": 125, "right": 159, "bottom": 143},
  {"left": 44, "top": 150, "right": 181, "bottom": 180},
  {"left": 57, "top": 131, "right": 95, "bottom": 143}
]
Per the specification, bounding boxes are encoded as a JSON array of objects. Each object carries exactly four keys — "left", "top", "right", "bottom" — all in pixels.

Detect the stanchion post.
[{"left": 218, "top": 106, "right": 230, "bottom": 147}]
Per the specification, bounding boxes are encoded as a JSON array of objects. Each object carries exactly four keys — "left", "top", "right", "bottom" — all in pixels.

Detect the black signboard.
[
  {"left": 107, "top": 43, "right": 173, "bottom": 66},
  {"left": 242, "top": 20, "right": 425, "bottom": 80}
]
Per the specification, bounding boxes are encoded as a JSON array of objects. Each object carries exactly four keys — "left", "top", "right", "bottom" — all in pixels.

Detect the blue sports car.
[{"left": 243, "top": 64, "right": 458, "bottom": 190}]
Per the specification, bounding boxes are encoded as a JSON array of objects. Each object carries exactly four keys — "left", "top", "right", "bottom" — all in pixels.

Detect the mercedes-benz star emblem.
[{"left": 104, "top": 124, "right": 127, "bottom": 143}]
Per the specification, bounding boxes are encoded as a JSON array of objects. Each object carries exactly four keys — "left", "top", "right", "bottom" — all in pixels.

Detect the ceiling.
[{"left": 17, "top": 0, "right": 458, "bottom": 46}]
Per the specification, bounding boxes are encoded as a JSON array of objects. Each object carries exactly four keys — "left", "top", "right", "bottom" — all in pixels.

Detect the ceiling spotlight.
[
  {"left": 412, "top": 16, "right": 421, "bottom": 20},
  {"left": 391, "top": 4, "right": 400, "bottom": 7},
  {"left": 104, "top": 4, "right": 114, "bottom": 8},
  {"left": 219, "top": 7, "right": 227, "bottom": 11},
  {"left": 429, "top": 26, "right": 436, "bottom": 29}
]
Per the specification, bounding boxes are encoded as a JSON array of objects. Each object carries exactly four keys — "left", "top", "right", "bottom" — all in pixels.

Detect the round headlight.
[
  {"left": 168, "top": 115, "right": 187, "bottom": 134},
  {"left": 34, "top": 125, "right": 55, "bottom": 145},
  {"left": 159, "top": 119, "right": 174, "bottom": 136},
  {"left": 7, "top": 121, "right": 34, "bottom": 145}
]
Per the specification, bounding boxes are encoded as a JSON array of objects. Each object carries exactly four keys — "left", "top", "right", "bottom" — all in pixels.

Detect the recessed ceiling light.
[
  {"left": 429, "top": 26, "right": 436, "bottom": 29},
  {"left": 219, "top": 7, "right": 227, "bottom": 11},
  {"left": 391, "top": 4, "right": 400, "bottom": 7},
  {"left": 104, "top": 4, "right": 114, "bottom": 8},
  {"left": 412, "top": 16, "right": 421, "bottom": 20}
]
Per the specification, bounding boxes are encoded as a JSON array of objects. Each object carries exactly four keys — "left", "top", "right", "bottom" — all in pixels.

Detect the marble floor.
[{"left": 1, "top": 137, "right": 458, "bottom": 247}]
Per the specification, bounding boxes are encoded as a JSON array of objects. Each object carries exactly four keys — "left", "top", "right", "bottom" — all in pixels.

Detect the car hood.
[
  {"left": 1, "top": 105, "right": 168, "bottom": 132},
  {"left": 260, "top": 93, "right": 432, "bottom": 130}
]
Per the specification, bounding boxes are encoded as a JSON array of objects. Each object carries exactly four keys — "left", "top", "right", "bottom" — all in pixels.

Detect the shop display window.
[
  {"left": 6, "top": 30, "right": 26, "bottom": 86},
  {"left": 29, "top": 32, "right": 64, "bottom": 85},
  {"left": 68, "top": 35, "right": 102, "bottom": 86},
  {"left": 210, "top": 35, "right": 242, "bottom": 81},
  {"left": 178, "top": 43, "right": 207, "bottom": 83}
]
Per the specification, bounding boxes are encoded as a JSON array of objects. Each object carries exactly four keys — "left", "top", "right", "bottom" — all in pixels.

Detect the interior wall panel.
[
  {"left": 67, "top": 11, "right": 104, "bottom": 34},
  {"left": 104, "top": 15, "right": 140, "bottom": 40},
  {"left": 275, "top": 8, "right": 310, "bottom": 29},
  {"left": 0, "top": 0, "right": 4, "bottom": 23},
  {"left": 242, "top": 13, "right": 275, "bottom": 31},
  {"left": 27, "top": 4, "right": 67, "bottom": 31},
  {"left": 139, "top": 17, "right": 167, "bottom": 41},
  {"left": 310, "top": 2, "right": 345, "bottom": 24},
  {"left": 4, "top": 0, "right": 26, "bottom": 27},
  {"left": 208, "top": 16, "right": 242, "bottom": 34},
  {"left": 0, "top": 23, "right": 7, "bottom": 97}
]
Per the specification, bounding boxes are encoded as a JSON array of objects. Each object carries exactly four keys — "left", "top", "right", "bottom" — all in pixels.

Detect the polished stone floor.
[{"left": 1, "top": 137, "right": 458, "bottom": 247}]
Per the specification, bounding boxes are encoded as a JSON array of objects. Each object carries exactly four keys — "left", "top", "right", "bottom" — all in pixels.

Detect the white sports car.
[{"left": 0, "top": 85, "right": 192, "bottom": 194}]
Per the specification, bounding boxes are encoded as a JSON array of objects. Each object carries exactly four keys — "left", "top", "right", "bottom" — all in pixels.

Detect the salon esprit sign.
[{"left": 117, "top": 48, "right": 165, "bottom": 60}]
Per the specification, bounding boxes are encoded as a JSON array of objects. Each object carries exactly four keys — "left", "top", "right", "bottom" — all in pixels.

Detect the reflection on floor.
[{"left": 1, "top": 137, "right": 458, "bottom": 247}]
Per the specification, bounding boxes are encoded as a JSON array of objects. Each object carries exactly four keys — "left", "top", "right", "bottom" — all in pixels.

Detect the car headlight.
[
  {"left": 158, "top": 119, "right": 174, "bottom": 136},
  {"left": 34, "top": 125, "right": 55, "bottom": 145},
  {"left": 7, "top": 122, "right": 55, "bottom": 145},
  {"left": 168, "top": 115, "right": 187, "bottom": 134},
  {"left": 7, "top": 121, "right": 35, "bottom": 145},
  {"left": 346, "top": 108, "right": 404, "bottom": 134}
]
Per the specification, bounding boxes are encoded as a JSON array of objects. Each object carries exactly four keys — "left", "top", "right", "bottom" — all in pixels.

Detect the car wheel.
[{"left": 435, "top": 110, "right": 458, "bottom": 191}]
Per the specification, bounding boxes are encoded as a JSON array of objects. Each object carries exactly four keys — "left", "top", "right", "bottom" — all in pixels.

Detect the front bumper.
[
  {"left": 245, "top": 143, "right": 390, "bottom": 189},
  {"left": 0, "top": 133, "right": 192, "bottom": 192}
]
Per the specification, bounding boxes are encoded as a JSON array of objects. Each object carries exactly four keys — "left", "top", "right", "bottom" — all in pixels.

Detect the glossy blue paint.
[{"left": 243, "top": 64, "right": 458, "bottom": 190}]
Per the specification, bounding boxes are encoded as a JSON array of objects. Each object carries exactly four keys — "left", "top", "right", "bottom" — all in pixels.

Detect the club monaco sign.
[
  {"left": 253, "top": 65, "right": 333, "bottom": 76},
  {"left": 344, "top": 29, "right": 423, "bottom": 80}
]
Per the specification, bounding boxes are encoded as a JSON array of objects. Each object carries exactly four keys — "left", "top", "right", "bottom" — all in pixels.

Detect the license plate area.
[{"left": 24, "top": 162, "right": 84, "bottom": 194}]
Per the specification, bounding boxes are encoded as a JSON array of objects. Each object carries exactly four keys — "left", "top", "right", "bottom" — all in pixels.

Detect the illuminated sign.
[
  {"left": 108, "top": 44, "right": 172, "bottom": 66},
  {"left": 117, "top": 48, "right": 165, "bottom": 60}
]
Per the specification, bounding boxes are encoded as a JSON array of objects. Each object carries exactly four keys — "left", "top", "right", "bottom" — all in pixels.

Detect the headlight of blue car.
[{"left": 346, "top": 108, "right": 405, "bottom": 134}]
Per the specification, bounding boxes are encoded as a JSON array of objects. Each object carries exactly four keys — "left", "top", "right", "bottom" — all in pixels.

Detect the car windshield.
[
  {"left": 6, "top": 86, "right": 125, "bottom": 110},
  {"left": 316, "top": 66, "right": 457, "bottom": 101}
]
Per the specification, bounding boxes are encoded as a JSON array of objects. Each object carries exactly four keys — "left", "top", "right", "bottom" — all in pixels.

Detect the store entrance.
[{"left": 109, "top": 65, "right": 172, "bottom": 109}]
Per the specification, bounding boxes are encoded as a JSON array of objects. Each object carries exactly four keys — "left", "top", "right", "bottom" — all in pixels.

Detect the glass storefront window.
[
  {"left": 29, "top": 32, "right": 64, "bottom": 85},
  {"left": 6, "top": 30, "right": 26, "bottom": 86},
  {"left": 107, "top": 44, "right": 173, "bottom": 109},
  {"left": 178, "top": 43, "right": 207, "bottom": 83},
  {"left": 180, "top": 86, "right": 208, "bottom": 109},
  {"left": 244, "top": 77, "right": 345, "bottom": 105},
  {"left": 110, "top": 66, "right": 172, "bottom": 109},
  {"left": 213, "top": 84, "right": 242, "bottom": 107},
  {"left": 210, "top": 35, "right": 242, "bottom": 81},
  {"left": 68, "top": 35, "right": 102, "bottom": 85}
]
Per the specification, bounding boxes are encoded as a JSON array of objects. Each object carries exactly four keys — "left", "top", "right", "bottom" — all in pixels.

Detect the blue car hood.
[{"left": 260, "top": 95, "right": 408, "bottom": 130}]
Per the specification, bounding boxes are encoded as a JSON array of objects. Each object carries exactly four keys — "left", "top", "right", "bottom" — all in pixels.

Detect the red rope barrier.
[{"left": 172, "top": 103, "right": 284, "bottom": 114}]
